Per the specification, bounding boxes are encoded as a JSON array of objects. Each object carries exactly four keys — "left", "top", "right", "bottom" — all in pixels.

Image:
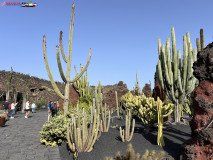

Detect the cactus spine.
[
  {"left": 156, "top": 97, "right": 174, "bottom": 147},
  {"left": 156, "top": 27, "right": 202, "bottom": 123},
  {"left": 43, "top": 3, "right": 92, "bottom": 115},
  {"left": 120, "top": 110, "right": 135, "bottom": 142},
  {"left": 67, "top": 104, "right": 100, "bottom": 152}
]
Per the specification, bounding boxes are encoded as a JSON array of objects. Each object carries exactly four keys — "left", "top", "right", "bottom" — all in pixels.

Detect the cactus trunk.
[{"left": 43, "top": 3, "right": 92, "bottom": 115}]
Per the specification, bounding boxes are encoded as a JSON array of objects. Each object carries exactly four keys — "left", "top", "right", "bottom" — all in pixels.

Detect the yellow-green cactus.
[
  {"left": 156, "top": 97, "right": 174, "bottom": 147},
  {"left": 67, "top": 104, "right": 100, "bottom": 152},
  {"left": 105, "top": 144, "right": 165, "bottom": 160},
  {"left": 120, "top": 110, "right": 135, "bottom": 142}
]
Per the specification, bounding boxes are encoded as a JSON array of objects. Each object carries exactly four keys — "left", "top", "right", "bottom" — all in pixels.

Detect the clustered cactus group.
[
  {"left": 67, "top": 104, "right": 101, "bottom": 152},
  {"left": 156, "top": 27, "right": 204, "bottom": 123},
  {"left": 40, "top": 2, "right": 206, "bottom": 159},
  {"left": 105, "top": 144, "right": 166, "bottom": 160}
]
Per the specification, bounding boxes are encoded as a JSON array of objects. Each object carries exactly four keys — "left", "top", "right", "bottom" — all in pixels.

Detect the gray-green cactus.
[
  {"left": 156, "top": 27, "right": 204, "bottom": 123},
  {"left": 43, "top": 3, "right": 92, "bottom": 115},
  {"left": 95, "top": 81, "right": 111, "bottom": 132},
  {"left": 120, "top": 110, "right": 135, "bottom": 142},
  {"left": 67, "top": 104, "right": 100, "bottom": 152}
]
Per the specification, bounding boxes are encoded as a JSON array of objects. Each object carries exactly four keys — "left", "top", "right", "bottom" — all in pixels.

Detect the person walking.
[
  {"left": 48, "top": 101, "right": 52, "bottom": 121},
  {"left": 56, "top": 101, "right": 60, "bottom": 115},
  {"left": 10, "top": 101, "right": 17, "bottom": 119},
  {"left": 3, "top": 100, "right": 10, "bottom": 117},
  {"left": 52, "top": 101, "right": 57, "bottom": 117},
  {"left": 31, "top": 102, "right": 36, "bottom": 113},
  {"left": 25, "top": 100, "right": 30, "bottom": 118}
]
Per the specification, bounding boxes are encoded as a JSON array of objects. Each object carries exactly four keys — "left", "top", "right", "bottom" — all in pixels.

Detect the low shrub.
[
  {"left": 35, "top": 98, "right": 47, "bottom": 109},
  {"left": 40, "top": 114, "right": 72, "bottom": 146},
  {"left": 40, "top": 105, "right": 91, "bottom": 147},
  {"left": 78, "top": 94, "right": 93, "bottom": 106}
]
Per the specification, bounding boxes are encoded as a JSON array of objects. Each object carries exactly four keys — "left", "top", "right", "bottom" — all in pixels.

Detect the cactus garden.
[{"left": 1, "top": 1, "right": 213, "bottom": 160}]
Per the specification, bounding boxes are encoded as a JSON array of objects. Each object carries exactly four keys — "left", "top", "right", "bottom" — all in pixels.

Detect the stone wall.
[
  {"left": 0, "top": 70, "right": 130, "bottom": 111},
  {"left": 180, "top": 42, "right": 213, "bottom": 160},
  {"left": 0, "top": 70, "right": 65, "bottom": 110}
]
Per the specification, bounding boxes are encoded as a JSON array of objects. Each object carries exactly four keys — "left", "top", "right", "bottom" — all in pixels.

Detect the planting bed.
[{"left": 59, "top": 112, "right": 191, "bottom": 160}]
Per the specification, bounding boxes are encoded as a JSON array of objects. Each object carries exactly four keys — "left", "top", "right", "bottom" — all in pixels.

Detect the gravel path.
[{"left": 0, "top": 110, "right": 61, "bottom": 160}]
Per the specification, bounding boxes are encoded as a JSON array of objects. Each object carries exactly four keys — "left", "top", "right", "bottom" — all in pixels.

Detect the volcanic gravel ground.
[{"left": 59, "top": 112, "right": 191, "bottom": 160}]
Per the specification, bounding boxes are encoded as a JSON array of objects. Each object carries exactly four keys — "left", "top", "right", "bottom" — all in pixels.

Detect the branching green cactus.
[
  {"left": 43, "top": 3, "right": 92, "bottom": 115},
  {"left": 156, "top": 27, "right": 203, "bottom": 123},
  {"left": 120, "top": 110, "right": 135, "bottom": 142},
  {"left": 67, "top": 104, "right": 100, "bottom": 152},
  {"left": 138, "top": 96, "right": 158, "bottom": 133}
]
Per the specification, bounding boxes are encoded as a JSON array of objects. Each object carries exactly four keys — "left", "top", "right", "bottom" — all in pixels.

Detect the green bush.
[
  {"left": 69, "top": 102, "right": 91, "bottom": 116},
  {"left": 40, "top": 105, "right": 92, "bottom": 147},
  {"left": 78, "top": 94, "right": 93, "bottom": 106},
  {"left": 40, "top": 114, "right": 72, "bottom": 146},
  {"left": 35, "top": 98, "right": 46, "bottom": 109}
]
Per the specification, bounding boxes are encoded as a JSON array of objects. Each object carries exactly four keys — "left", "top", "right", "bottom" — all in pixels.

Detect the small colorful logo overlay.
[{"left": 1, "top": 1, "right": 38, "bottom": 7}]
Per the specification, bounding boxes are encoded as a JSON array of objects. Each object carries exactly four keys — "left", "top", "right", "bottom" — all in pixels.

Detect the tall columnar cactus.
[
  {"left": 156, "top": 97, "right": 174, "bottom": 147},
  {"left": 43, "top": 3, "right": 92, "bottom": 115},
  {"left": 22, "top": 74, "right": 30, "bottom": 113},
  {"left": 95, "top": 81, "right": 111, "bottom": 132},
  {"left": 100, "top": 103, "right": 111, "bottom": 132},
  {"left": 120, "top": 110, "right": 135, "bottom": 142},
  {"left": 133, "top": 71, "right": 141, "bottom": 96},
  {"left": 156, "top": 27, "right": 203, "bottom": 123},
  {"left": 6, "top": 67, "right": 13, "bottom": 101},
  {"left": 115, "top": 91, "right": 120, "bottom": 117},
  {"left": 196, "top": 29, "right": 205, "bottom": 52},
  {"left": 67, "top": 104, "right": 100, "bottom": 152},
  {"left": 149, "top": 80, "right": 152, "bottom": 96},
  {"left": 73, "top": 64, "right": 89, "bottom": 97}
]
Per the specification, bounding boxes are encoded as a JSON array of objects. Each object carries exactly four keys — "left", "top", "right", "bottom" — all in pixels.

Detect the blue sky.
[{"left": 0, "top": 0, "right": 213, "bottom": 90}]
